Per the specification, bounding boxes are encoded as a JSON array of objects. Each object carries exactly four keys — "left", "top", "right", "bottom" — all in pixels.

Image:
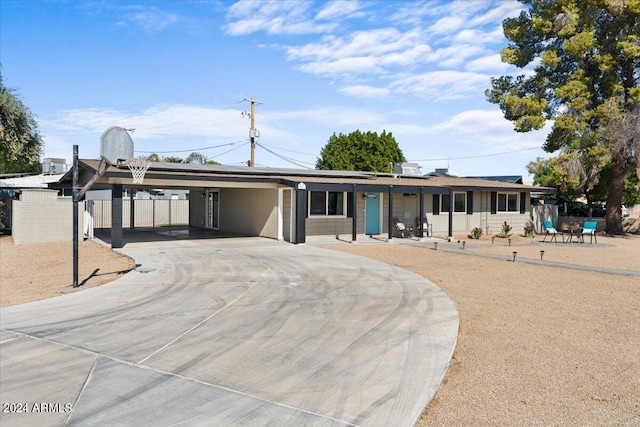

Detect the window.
[
  {"left": 309, "top": 191, "right": 345, "bottom": 216},
  {"left": 441, "top": 192, "right": 466, "bottom": 213},
  {"left": 441, "top": 194, "right": 450, "bottom": 212},
  {"left": 206, "top": 190, "right": 219, "bottom": 229},
  {"left": 498, "top": 193, "right": 518, "bottom": 212},
  {"left": 59, "top": 188, "right": 73, "bottom": 198},
  {"left": 454, "top": 192, "right": 466, "bottom": 213}
]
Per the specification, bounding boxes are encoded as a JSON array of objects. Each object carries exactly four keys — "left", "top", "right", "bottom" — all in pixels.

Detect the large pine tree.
[{"left": 487, "top": 0, "right": 639, "bottom": 234}]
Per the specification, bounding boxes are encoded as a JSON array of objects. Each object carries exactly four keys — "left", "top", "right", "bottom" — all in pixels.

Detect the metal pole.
[{"left": 72, "top": 145, "right": 79, "bottom": 288}]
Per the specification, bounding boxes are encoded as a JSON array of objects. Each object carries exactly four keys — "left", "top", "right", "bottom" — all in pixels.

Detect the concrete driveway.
[{"left": 0, "top": 236, "right": 458, "bottom": 427}]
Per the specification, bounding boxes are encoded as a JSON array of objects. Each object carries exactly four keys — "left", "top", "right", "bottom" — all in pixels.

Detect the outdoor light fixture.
[
  {"left": 508, "top": 238, "right": 512, "bottom": 247},
  {"left": 434, "top": 242, "right": 438, "bottom": 250},
  {"left": 491, "top": 236, "right": 495, "bottom": 244},
  {"left": 462, "top": 241, "right": 466, "bottom": 250},
  {"left": 512, "top": 251, "right": 518, "bottom": 262},
  {"left": 540, "top": 250, "right": 545, "bottom": 260}
]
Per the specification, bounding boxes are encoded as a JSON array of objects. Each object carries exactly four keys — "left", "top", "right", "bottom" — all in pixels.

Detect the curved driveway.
[{"left": 0, "top": 237, "right": 458, "bottom": 427}]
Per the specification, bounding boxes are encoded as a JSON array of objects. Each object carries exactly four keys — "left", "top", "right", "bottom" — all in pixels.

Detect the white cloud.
[
  {"left": 263, "top": 106, "right": 386, "bottom": 128},
  {"left": 49, "top": 105, "right": 248, "bottom": 140},
  {"left": 391, "top": 71, "right": 490, "bottom": 100},
  {"left": 316, "top": 0, "right": 363, "bottom": 20},
  {"left": 465, "top": 54, "right": 513, "bottom": 73},
  {"left": 225, "top": 0, "right": 335, "bottom": 35},
  {"left": 468, "top": 1, "right": 524, "bottom": 27},
  {"left": 120, "top": 5, "right": 180, "bottom": 32},
  {"left": 428, "top": 16, "right": 465, "bottom": 36},
  {"left": 339, "top": 85, "right": 389, "bottom": 98},
  {"left": 286, "top": 28, "right": 433, "bottom": 78}
]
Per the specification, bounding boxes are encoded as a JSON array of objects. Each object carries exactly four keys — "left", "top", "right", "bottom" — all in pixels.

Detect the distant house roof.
[
  {"left": 0, "top": 174, "right": 66, "bottom": 188},
  {"left": 465, "top": 176, "right": 523, "bottom": 184},
  {"left": 425, "top": 168, "right": 524, "bottom": 184}
]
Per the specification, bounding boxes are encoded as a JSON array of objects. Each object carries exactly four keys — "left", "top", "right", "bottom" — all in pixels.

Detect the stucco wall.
[
  {"left": 220, "top": 188, "right": 278, "bottom": 238},
  {"left": 12, "top": 189, "right": 83, "bottom": 244}
]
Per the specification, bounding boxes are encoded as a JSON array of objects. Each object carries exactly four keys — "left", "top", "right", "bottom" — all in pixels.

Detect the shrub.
[
  {"left": 498, "top": 221, "right": 512, "bottom": 238},
  {"left": 523, "top": 222, "right": 535, "bottom": 237},
  {"left": 469, "top": 227, "right": 483, "bottom": 239}
]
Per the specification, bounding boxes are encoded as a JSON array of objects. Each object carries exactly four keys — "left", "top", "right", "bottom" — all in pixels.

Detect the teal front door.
[{"left": 365, "top": 193, "right": 380, "bottom": 235}]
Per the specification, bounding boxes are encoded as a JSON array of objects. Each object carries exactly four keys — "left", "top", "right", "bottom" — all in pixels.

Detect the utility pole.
[
  {"left": 243, "top": 97, "right": 261, "bottom": 167},
  {"left": 250, "top": 97, "right": 256, "bottom": 167}
]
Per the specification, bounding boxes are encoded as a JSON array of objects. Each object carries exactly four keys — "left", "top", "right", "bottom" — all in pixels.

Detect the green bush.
[
  {"left": 498, "top": 221, "right": 513, "bottom": 238},
  {"left": 469, "top": 227, "right": 483, "bottom": 239}
]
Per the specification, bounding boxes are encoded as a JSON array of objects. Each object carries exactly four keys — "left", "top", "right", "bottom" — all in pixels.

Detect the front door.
[
  {"left": 206, "top": 189, "right": 219, "bottom": 229},
  {"left": 365, "top": 193, "right": 380, "bottom": 235}
]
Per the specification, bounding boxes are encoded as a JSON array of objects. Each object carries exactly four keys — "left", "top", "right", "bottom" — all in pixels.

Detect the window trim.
[
  {"left": 497, "top": 192, "right": 519, "bottom": 213},
  {"left": 441, "top": 192, "right": 467, "bottom": 213},
  {"left": 308, "top": 191, "right": 347, "bottom": 217}
]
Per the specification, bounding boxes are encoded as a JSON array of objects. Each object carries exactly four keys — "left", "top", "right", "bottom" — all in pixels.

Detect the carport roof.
[{"left": 66, "top": 159, "right": 551, "bottom": 193}]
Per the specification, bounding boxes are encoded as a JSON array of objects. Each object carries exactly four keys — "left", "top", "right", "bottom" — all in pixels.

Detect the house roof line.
[{"left": 61, "top": 159, "right": 552, "bottom": 193}]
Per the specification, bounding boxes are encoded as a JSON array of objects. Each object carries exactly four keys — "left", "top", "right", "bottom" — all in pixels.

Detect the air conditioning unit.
[
  {"left": 42, "top": 158, "right": 68, "bottom": 175},
  {"left": 394, "top": 162, "right": 421, "bottom": 176}
]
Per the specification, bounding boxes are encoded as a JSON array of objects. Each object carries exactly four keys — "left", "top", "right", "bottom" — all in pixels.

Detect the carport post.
[
  {"left": 294, "top": 183, "right": 307, "bottom": 244},
  {"left": 72, "top": 145, "right": 79, "bottom": 288},
  {"left": 388, "top": 186, "right": 393, "bottom": 240},
  {"left": 129, "top": 190, "right": 135, "bottom": 229},
  {"left": 448, "top": 187, "right": 454, "bottom": 240},
  {"left": 419, "top": 187, "right": 424, "bottom": 238},
  {"left": 111, "top": 184, "right": 124, "bottom": 248},
  {"left": 351, "top": 184, "right": 357, "bottom": 242}
]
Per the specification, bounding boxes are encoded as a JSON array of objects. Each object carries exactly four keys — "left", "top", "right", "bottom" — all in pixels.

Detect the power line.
[
  {"left": 135, "top": 141, "right": 244, "bottom": 154},
  {"left": 209, "top": 141, "right": 250, "bottom": 159},
  {"left": 256, "top": 142, "right": 313, "bottom": 169},
  {"left": 258, "top": 142, "right": 318, "bottom": 156},
  {"left": 410, "top": 146, "right": 540, "bottom": 162},
  {"left": 255, "top": 142, "right": 316, "bottom": 165}
]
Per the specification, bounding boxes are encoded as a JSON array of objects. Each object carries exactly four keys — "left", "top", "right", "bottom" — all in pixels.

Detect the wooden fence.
[{"left": 86, "top": 199, "right": 189, "bottom": 229}]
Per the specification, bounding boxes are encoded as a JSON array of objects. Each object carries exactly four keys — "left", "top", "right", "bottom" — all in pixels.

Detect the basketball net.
[{"left": 125, "top": 158, "right": 151, "bottom": 184}]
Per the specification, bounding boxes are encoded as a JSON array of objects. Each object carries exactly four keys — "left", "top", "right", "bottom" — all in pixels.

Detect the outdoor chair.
[
  {"left": 542, "top": 220, "right": 563, "bottom": 243},
  {"left": 393, "top": 217, "right": 412, "bottom": 238},
  {"left": 416, "top": 216, "right": 433, "bottom": 237},
  {"left": 581, "top": 221, "right": 598, "bottom": 244}
]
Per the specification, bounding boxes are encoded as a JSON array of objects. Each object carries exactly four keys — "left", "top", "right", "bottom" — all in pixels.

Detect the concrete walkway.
[{"left": 0, "top": 236, "right": 458, "bottom": 427}]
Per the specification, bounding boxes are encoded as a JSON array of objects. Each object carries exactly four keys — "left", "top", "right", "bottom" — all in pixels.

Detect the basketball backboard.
[{"left": 100, "top": 126, "right": 133, "bottom": 165}]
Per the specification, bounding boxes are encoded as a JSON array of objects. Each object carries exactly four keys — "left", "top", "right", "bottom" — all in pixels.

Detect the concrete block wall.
[{"left": 12, "top": 189, "right": 83, "bottom": 244}]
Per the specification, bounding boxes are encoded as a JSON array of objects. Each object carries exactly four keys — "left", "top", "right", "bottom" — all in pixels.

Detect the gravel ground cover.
[{"left": 328, "top": 233, "right": 639, "bottom": 426}]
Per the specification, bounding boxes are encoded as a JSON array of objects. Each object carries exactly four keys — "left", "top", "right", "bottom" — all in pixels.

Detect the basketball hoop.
[{"left": 124, "top": 158, "right": 151, "bottom": 184}]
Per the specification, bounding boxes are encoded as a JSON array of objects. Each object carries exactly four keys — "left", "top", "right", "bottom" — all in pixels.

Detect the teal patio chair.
[
  {"left": 581, "top": 221, "right": 597, "bottom": 243},
  {"left": 543, "top": 220, "right": 563, "bottom": 243}
]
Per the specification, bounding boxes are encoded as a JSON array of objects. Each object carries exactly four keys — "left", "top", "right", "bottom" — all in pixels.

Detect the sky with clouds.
[{"left": 1, "top": 0, "right": 552, "bottom": 181}]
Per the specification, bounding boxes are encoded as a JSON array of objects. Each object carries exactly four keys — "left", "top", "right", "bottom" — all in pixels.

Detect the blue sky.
[{"left": 1, "top": 0, "right": 552, "bottom": 181}]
